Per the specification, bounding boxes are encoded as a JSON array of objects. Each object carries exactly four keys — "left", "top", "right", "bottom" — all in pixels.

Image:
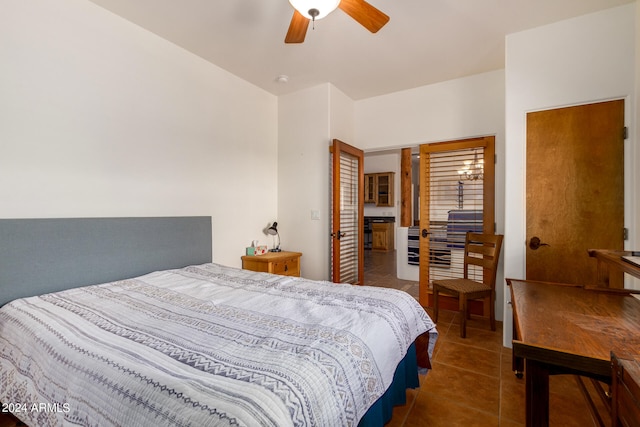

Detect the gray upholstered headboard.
[{"left": 0, "top": 217, "right": 212, "bottom": 306}]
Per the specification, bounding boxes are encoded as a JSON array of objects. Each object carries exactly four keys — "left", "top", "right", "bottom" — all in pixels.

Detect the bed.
[{"left": 0, "top": 217, "right": 438, "bottom": 427}]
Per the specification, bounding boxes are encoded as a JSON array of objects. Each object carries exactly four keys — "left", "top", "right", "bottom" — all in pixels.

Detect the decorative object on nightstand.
[
  {"left": 246, "top": 242, "right": 268, "bottom": 256},
  {"left": 266, "top": 221, "right": 281, "bottom": 252},
  {"left": 241, "top": 251, "right": 302, "bottom": 277}
]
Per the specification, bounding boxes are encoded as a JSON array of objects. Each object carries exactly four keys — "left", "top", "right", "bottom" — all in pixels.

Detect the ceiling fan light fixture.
[{"left": 288, "top": 0, "right": 341, "bottom": 21}]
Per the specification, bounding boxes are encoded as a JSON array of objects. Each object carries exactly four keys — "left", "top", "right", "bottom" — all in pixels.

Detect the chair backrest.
[{"left": 463, "top": 232, "right": 504, "bottom": 289}]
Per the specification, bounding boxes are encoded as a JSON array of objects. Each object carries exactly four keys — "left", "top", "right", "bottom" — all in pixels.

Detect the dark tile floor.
[{"left": 365, "top": 249, "right": 608, "bottom": 426}]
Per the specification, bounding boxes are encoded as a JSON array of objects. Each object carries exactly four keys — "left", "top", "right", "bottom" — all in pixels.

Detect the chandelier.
[{"left": 458, "top": 150, "right": 484, "bottom": 181}]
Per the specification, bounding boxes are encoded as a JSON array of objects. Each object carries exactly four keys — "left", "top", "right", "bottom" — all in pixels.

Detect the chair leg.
[
  {"left": 459, "top": 295, "right": 467, "bottom": 338},
  {"left": 433, "top": 286, "right": 439, "bottom": 323}
]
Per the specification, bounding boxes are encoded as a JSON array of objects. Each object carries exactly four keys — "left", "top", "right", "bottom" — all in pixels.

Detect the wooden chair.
[{"left": 432, "top": 232, "right": 503, "bottom": 338}]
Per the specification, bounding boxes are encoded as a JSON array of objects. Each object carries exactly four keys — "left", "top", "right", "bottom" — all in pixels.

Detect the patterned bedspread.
[{"left": 0, "top": 263, "right": 437, "bottom": 427}]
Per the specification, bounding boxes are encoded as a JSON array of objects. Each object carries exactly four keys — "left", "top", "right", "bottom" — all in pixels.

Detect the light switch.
[{"left": 311, "top": 210, "right": 320, "bottom": 220}]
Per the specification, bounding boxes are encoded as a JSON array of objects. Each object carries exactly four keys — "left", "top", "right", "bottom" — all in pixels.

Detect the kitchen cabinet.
[
  {"left": 371, "top": 222, "right": 394, "bottom": 251},
  {"left": 364, "top": 172, "right": 394, "bottom": 206},
  {"left": 364, "top": 174, "right": 376, "bottom": 203}
]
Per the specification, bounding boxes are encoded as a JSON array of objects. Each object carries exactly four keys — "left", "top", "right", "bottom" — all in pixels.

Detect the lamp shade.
[
  {"left": 267, "top": 222, "right": 278, "bottom": 235},
  {"left": 288, "top": 0, "right": 341, "bottom": 20}
]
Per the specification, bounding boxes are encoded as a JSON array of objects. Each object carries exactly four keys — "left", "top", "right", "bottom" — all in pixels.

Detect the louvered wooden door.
[
  {"left": 330, "top": 139, "right": 364, "bottom": 285},
  {"left": 419, "top": 137, "right": 495, "bottom": 308}
]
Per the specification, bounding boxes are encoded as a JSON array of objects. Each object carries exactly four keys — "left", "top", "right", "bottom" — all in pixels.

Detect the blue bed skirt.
[{"left": 358, "top": 342, "right": 420, "bottom": 427}]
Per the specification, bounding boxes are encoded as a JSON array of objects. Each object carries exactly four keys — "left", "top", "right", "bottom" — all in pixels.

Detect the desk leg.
[
  {"left": 595, "top": 260, "right": 610, "bottom": 287},
  {"left": 525, "top": 359, "right": 549, "bottom": 427},
  {"left": 512, "top": 315, "right": 524, "bottom": 378},
  {"left": 595, "top": 260, "right": 624, "bottom": 288},
  {"left": 513, "top": 353, "right": 524, "bottom": 378}
]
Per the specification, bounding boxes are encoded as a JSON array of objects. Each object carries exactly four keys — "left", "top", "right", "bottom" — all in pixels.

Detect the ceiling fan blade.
[
  {"left": 338, "top": 0, "right": 389, "bottom": 33},
  {"left": 285, "top": 10, "right": 310, "bottom": 43}
]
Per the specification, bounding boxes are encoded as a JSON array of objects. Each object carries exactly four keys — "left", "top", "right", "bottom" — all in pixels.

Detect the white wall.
[
  {"left": 277, "top": 84, "right": 355, "bottom": 280},
  {"left": 355, "top": 70, "right": 506, "bottom": 150},
  {"left": 0, "top": 0, "right": 279, "bottom": 267},
  {"left": 330, "top": 85, "right": 356, "bottom": 145},
  {"left": 636, "top": 1, "right": 640, "bottom": 262},
  {"left": 277, "top": 85, "right": 330, "bottom": 280},
  {"left": 504, "top": 3, "right": 637, "bottom": 346}
]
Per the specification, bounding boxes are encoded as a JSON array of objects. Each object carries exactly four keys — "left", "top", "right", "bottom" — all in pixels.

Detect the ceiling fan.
[{"left": 285, "top": 0, "right": 389, "bottom": 43}]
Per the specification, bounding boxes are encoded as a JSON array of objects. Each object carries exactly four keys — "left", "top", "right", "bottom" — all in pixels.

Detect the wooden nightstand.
[{"left": 241, "top": 251, "right": 302, "bottom": 277}]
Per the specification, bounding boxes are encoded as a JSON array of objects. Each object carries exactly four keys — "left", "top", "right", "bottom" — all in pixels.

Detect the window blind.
[
  {"left": 337, "top": 152, "right": 359, "bottom": 284},
  {"left": 330, "top": 150, "right": 360, "bottom": 284},
  {"left": 428, "top": 148, "right": 485, "bottom": 282}
]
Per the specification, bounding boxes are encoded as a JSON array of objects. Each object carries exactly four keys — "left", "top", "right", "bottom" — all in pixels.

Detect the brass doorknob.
[{"left": 529, "top": 236, "right": 550, "bottom": 250}]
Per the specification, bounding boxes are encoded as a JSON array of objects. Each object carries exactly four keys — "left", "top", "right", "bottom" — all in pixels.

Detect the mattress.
[{"left": 0, "top": 263, "right": 437, "bottom": 426}]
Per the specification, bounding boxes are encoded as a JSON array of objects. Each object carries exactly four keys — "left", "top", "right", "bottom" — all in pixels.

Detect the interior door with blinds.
[
  {"left": 330, "top": 139, "right": 364, "bottom": 285},
  {"left": 418, "top": 137, "right": 495, "bottom": 309}
]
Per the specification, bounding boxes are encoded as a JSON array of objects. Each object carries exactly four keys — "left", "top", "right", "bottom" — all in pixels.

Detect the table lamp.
[{"left": 267, "top": 222, "right": 281, "bottom": 252}]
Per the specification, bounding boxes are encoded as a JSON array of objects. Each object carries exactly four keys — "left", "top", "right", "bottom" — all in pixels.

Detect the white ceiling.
[{"left": 87, "top": 0, "right": 634, "bottom": 100}]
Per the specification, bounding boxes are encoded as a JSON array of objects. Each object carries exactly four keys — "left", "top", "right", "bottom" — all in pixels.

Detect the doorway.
[{"left": 361, "top": 137, "right": 496, "bottom": 309}]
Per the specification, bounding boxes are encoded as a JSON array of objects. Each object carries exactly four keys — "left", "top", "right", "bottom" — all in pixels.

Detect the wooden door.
[
  {"left": 330, "top": 139, "right": 364, "bottom": 285},
  {"left": 526, "top": 100, "right": 625, "bottom": 286},
  {"left": 419, "top": 136, "right": 495, "bottom": 307}
]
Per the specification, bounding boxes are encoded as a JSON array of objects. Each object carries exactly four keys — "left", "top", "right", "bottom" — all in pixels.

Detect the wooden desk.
[
  {"left": 589, "top": 249, "right": 640, "bottom": 288},
  {"left": 508, "top": 279, "right": 640, "bottom": 427}
]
